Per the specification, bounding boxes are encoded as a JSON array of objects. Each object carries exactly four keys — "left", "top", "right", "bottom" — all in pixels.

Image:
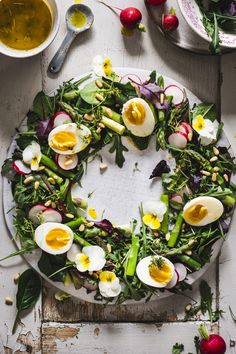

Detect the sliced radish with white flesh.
[
  {"left": 168, "top": 132, "right": 187, "bottom": 149},
  {"left": 13, "top": 160, "right": 31, "bottom": 175},
  {"left": 171, "top": 194, "right": 183, "bottom": 204},
  {"left": 56, "top": 154, "right": 78, "bottom": 170},
  {"left": 166, "top": 270, "right": 179, "bottom": 289},
  {"left": 164, "top": 85, "right": 184, "bottom": 106},
  {"left": 177, "top": 125, "right": 188, "bottom": 138},
  {"left": 52, "top": 111, "right": 72, "bottom": 128},
  {"left": 28, "top": 204, "right": 47, "bottom": 224},
  {"left": 179, "top": 122, "right": 193, "bottom": 141},
  {"left": 174, "top": 263, "right": 187, "bottom": 282},
  {"left": 42, "top": 208, "right": 62, "bottom": 223}
]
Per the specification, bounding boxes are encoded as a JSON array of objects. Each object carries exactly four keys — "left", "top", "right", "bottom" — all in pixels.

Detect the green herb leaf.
[
  {"left": 13, "top": 269, "right": 41, "bottom": 334},
  {"left": 80, "top": 80, "right": 101, "bottom": 105},
  {"left": 109, "top": 135, "right": 128, "bottom": 168},
  {"left": 33, "top": 91, "right": 53, "bottom": 119},
  {"left": 172, "top": 343, "right": 184, "bottom": 354},
  {"left": 38, "top": 252, "right": 67, "bottom": 282}
]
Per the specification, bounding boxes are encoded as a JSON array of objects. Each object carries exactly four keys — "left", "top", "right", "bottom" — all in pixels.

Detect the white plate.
[
  {"left": 178, "top": 0, "right": 236, "bottom": 48},
  {"left": 2, "top": 67, "right": 234, "bottom": 304}
]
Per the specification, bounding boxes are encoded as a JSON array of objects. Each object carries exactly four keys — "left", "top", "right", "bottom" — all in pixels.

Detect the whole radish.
[
  {"left": 199, "top": 323, "right": 226, "bottom": 354},
  {"left": 146, "top": 0, "right": 167, "bottom": 5},
  {"left": 162, "top": 7, "right": 179, "bottom": 31}
]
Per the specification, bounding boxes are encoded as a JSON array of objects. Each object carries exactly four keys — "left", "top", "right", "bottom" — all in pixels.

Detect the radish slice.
[
  {"left": 177, "top": 125, "right": 188, "bottom": 138},
  {"left": 13, "top": 160, "right": 31, "bottom": 175},
  {"left": 52, "top": 111, "right": 72, "bottom": 128},
  {"left": 174, "top": 263, "right": 187, "bottom": 282},
  {"left": 164, "top": 85, "right": 184, "bottom": 105},
  {"left": 29, "top": 204, "right": 47, "bottom": 224},
  {"left": 42, "top": 208, "right": 62, "bottom": 223},
  {"left": 171, "top": 194, "right": 183, "bottom": 204},
  {"left": 56, "top": 154, "right": 78, "bottom": 170},
  {"left": 168, "top": 132, "right": 187, "bottom": 149},
  {"left": 166, "top": 270, "right": 179, "bottom": 289},
  {"left": 179, "top": 122, "right": 193, "bottom": 141}
]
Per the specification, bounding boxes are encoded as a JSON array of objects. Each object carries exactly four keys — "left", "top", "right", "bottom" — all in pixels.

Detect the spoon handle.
[{"left": 48, "top": 31, "right": 77, "bottom": 74}]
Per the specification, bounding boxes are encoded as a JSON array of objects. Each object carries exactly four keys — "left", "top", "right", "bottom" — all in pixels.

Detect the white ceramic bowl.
[
  {"left": 0, "top": 0, "right": 60, "bottom": 58},
  {"left": 178, "top": 0, "right": 236, "bottom": 48}
]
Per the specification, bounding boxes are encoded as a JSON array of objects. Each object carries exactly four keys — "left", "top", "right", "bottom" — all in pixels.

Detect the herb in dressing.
[
  {"left": 70, "top": 11, "right": 87, "bottom": 28},
  {"left": 0, "top": 0, "right": 52, "bottom": 50}
]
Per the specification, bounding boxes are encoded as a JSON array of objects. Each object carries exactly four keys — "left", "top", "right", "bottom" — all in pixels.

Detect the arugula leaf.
[
  {"left": 38, "top": 252, "right": 67, "bottom": 282},
  {"left": 12, "top": 269, "right": 41, "bottom": 334},
  {"left": 157, "top": 75, "right": 164, "bottom": 89},
  {"left": 172, "top": 343, "right": 184, "bottom": 354},
  {"left": 131, "top": 135, "right": 151, "bottom": 150},
  {"left": 109, "top": 135, "right": 128, "bottom": 168},
  {"left": 33, "top": 91, "right": 53, "bottom": 119}
]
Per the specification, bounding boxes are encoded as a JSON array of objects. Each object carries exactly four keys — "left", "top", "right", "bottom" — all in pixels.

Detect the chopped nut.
[
  {"left": 98, "top": 122, "right": 105, "bottom": 129},
  {"left": 53, "top": 175, "right": 58, "bottom": 180},
  {"left": 185, "top": 250, "right": 192, "bottom": 256},
  {"left": 37, "top": 166, "right": 45, "bottom": 171},
  {"left": 210, "top": 156, "right": 218, "bottom": 162},
  {"left": 185, "top": 303, "right": 192, "bottom": 312},
  {"left": 65, "top": 213, "right": 74, "bottom": 219},
  {"left": 100, "top": 163, "right": 108, "bottom": 172},
  {"left": 153, "top": 231, "right": 159, "bottom": 238},
  {"left": 107, "top": 243, "right": 112, "bottom": 253},
  {"left": 79, "top": 224, "right": 85, "bottom": 232},
  {"left": 95, "top": 80, "right": 103, "bottom": 88},
  {"left": 51, "top": 202, "right": 57, "bottom": 209},
  {"left": 165, "top": 233, "right": 170, "bottom": 241},
  {"left": 213, "top": 146, "right": 219, "bottom": 155},
  {"left": 89, "top": 271, "right": 94, "bottom": 276},
  {"left": 188, "top": 132, "right": 193, "bottom": 142},
  {"left": 160, "top": 92, "right": 165, "bottom": 105},
  {"left": 223, "top": 174, "right": 229, "bottom": 182},
  {"left": 48, "top": 177, "right": 55, "bottom": 184},
  {"left": 86, "top": 222, "right": 94, "bottom": 228},
  {"left": 104, "top": 107, "right": 112, "bottom": 118},
  {"left": 24, "top": 176, "right": 34, "bottom": 184},
  {"left": 44, "top": 200, "right": 52, "bottom": 207},
  {"left": 96, "top": 127, "right": 102, "bottom": 134},
  {"left": 64, "top": 158, "right": 73, "bottom": 166},
  {"left": 213, "top": 166, "right": 220, "bottom": 172},
  {"left": 95, "top": 93, "right": 104, "bottom": 101},
  {"left": 14, "top": 273, "right": 20, "bottom": 284},
  {"left": 200, "top": 170, "right": 211, "bottom": 177},
  {"left": 5, "top": 297, "right": 13, "bottom": 305},
  {"left": 212, "top": 173, "right": 217, "bottom": 182},
  {"left": 84, "top": 114, "right": 94, "bottom": 122},
  {"left": 34, "top": 181, "right": 40, "bottom": 190}
]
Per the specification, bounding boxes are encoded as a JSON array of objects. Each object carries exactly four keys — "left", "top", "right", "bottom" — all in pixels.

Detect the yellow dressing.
[
  {"left": 51, "top": 131, "right": 77, "bottom": 151},
  {"left": 184, "top": 204, "right": 208, "bottom": 224},
  {"left": 0, "top": 0, "right": 52, "bottom": 50},
  {"left": 70, "top": 11, "right": 86, "bottom": 28},
  {"left": 125, "top": 102, "right": 146, "bottom": 125},
  {"left": 46, "top": 228, "right": 71, "bottom": 250},
  {"left": 149, "top": 262, "right": 172, "bottom": 284}
]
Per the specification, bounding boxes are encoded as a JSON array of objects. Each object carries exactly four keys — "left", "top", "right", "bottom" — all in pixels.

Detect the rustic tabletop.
[{"left": 0, "top": 0, "right": 236, "bottom": 353}]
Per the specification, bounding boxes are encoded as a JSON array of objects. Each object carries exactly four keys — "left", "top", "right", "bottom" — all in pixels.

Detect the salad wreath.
[{"left": 2, "top": 67, "right": 236, "bottom": 304}]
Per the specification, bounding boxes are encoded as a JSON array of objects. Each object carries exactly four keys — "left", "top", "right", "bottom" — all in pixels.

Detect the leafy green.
[
  {"left": 80, "top": 81, "right": 100, "bottom": 105},
  {"left": 38, "top": 252, "right": 67, "bottom": 282},
  {"left": 190, "top": 103, "right": 217, "bottom": 122},
  {"left": 109, "top": 135, "right": 128, "bottom": 168},
  {"left": 33, "top": 91, "right": 53, "bottom": 119},
  {"left": 131, "top": 136, "right": 151, "bottom": 150},
  {"left": 172, "top": 343, "right": 184, "bottom": 354},
  {"left": 13, "top": 269, "right": 41, "bottom": 334}
]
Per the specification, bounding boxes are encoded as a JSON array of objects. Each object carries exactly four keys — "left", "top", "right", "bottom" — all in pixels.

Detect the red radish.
[
  {"left": 166, "top": 270, "right": 179, "bottom": 289},
  {"left": 164, "top": 85, "right": 184, "bottom": 105},
  {"left": 52, "top": 111, "right": 72, "bottom": 128},
  {"left": 29, "top": 204, "right": 47, "bottom": 224},
  {"left": 174, "top": 263, "right": 187, "bottom": 282},
  {"left": 177, "top": 125, "right": 188, "bottom": 139},
  {"left": 179, "top": 122, "right": 193, "bottom": 141},
  {"left": 170, "top": 194, "right": 183, "bottom": 210},
  {"left": 162, "top": 8, "right": 179, "bottom": 32},
  {"left": 146, "top": 0, "right": 167, "bottom": 5},
  {"left": 56, "top": 154, "right": 78, "bottom": 170},
  {"left": 42, "top": 208, "right": 62, "bottom": 223},
  {"left": 199, "top": 323, "right": 226, "bottom": 354},
  {"left": 168, "top": 132, "right": 187, "bottom": 149},
  {"left": 13, "top": 160, "right": 31, "bottom": 175}
]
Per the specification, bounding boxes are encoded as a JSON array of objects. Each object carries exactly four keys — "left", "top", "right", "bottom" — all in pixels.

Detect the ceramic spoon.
[{"left": 48, "top": 4, "right": 94, "bottom": 74}]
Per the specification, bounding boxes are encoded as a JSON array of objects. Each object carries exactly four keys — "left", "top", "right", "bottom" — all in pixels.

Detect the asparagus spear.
[
  {"left": 124, "top": 223, "right": 140, "bottom": 277},
  {"left": 168, "top": 212, "right": 183, "bottom": 248},
  {"left": 160, "top": 194, "right": 169, "bottom": 234}
]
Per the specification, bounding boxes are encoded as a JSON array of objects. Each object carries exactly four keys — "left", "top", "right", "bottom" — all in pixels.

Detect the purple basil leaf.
[
  {"left": 153, "top": 98, "right": 170, "bottom": 111},
  {"left": 93, "top": 219, "right": 113, "bottom": 233},
  {"left": 139, "top": 83, "right": 160, "bottom": 100},
  {"left": 37, "top": 119, "right": 53, "bottom": 142},
  {"left": 188, "top": 175, "right": 202, "bottom": 193},
  {"left": 220, "top": 219, "right": 229, "bottom": 234},
  {"left": 227, "top": 2, "right": 236, "bottom": 16},
  {"left": 149, "top": 160, "right": 171, "bottom": 179}
]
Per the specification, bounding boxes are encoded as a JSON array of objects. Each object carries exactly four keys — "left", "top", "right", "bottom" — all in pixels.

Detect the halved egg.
[
  {"left": 122, "top": 98, "right": 155, "bottom": 137},
  {"left": 35, "top": 222, "right": 74, "bottom": 255},
  {"left": 136, "top": 256, "right": 175, "bottom": 288},
  {"left": 183, "top": 196, "right": 224, "bottom": 227},
  {"left": 48, "top": 123, "right": 91, "bottom": 155}
]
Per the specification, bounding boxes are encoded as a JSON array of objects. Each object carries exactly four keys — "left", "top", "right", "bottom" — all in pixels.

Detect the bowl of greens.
[{"left": 178, "top": 0, "right": 236, "bottom": 54}]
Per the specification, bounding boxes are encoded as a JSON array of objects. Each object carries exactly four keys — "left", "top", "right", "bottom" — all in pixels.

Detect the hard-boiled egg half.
[
  {"left": 122, "top": 98, "right": 155, "bottom": 137},
  {"left": 35, "top": 222, "right": 74, "bottom": 255},
  {"left": 183, "top": 196, "right": 224, "bottom": 227},
  {"left": 48, "top": 123, "right": 91, "bottom": 155},
  {"left": 136, "top": 256, "right": 175, "bottom": 288}
]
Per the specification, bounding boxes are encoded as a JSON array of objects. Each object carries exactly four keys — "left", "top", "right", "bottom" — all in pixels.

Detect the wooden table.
[{"left": 0, "top": 0, "right": 236, "bottom": 352}]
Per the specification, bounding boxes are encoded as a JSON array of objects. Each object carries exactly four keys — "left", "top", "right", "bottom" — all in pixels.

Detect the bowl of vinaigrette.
[{"left": 0, "top": 0, "right": 59, "bottom": 58}]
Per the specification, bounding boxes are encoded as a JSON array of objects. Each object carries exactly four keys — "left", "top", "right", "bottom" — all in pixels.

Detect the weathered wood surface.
[{"left": 0, "top": 0, "right": 235, "bottom": 352}]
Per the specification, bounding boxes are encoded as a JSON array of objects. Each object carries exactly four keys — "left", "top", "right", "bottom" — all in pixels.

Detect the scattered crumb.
[
  {"left": 5, "top": 297, "right": 13, "bottom": 305},
  {"left": 88, "top": 190, "right": 95, "bottom": 199},
  {"left": 100, "top": 163, "right": 108, "bottom": 173},
  {"left": 14, "top": 272, "right": 20, "bottom": 284},
  {"left": 133, "top": 162, "right": 141, "bottom": 174}
]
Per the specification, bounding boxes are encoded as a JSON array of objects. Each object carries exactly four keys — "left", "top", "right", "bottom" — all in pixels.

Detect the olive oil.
[
  {"left": 0, "top": 0, "right": 52, "bottom": 50},
  {"left": 70, "top": 11, "right": 86, "bottom": 28}
]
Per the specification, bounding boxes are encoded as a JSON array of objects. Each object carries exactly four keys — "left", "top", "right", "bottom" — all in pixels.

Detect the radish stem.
[{"left": 168, "top": 212, "right": 183, "bottom": 247}]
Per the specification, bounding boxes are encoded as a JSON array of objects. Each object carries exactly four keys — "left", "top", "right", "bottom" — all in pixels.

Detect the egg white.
[
  {"left": 48, "top": 123, "right": 91, "bottom": 155},
  {"left": 136, "top": 256, "right": 175, "bottom": 288},
  {"left": 183, "top": 196, "right": 224, "bottom": 226},
  {"left": 122, "top": 98, "right": 155, "bottom": 137},
  {"left": 35, "top": 222, "right": 74, "bottom": 255}
]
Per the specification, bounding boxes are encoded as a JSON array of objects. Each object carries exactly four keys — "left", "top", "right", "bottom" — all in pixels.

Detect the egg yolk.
[
  {"left": 193, "top": 115, "right": 205, "bottom": 131},
  {"left": 149, "top": 262, "right": 173, "bottom": 284},
  {"left": 184, "top": 204, "right": 208, "bottom": 224},
  {"left": 125, "top": 102, "right": 146, "bottom": 125},
  {"left": 46, "top": 228, "right": 71, "bottom": 250},
  {"left": 51, "top": 132, "right": 77, "bottom": 151}
]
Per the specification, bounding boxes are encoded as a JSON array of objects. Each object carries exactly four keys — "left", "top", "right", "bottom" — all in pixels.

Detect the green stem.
[
  {"left": 41, "top": 155, "right": 75, "bottom": 179},
  {"left": 168, "top": 212, "right": 183, "bottom": 247},
  {"left": 102, "top": 106, "right": 122, "bottom": 124},
  {"left": 74, "top": 233, "right": 91, "bottom": 246},
  {"left": 12, "top": 312, "right": 19, "bottom": 334},
  {"left": 198, "top": 323, "right": 209, "bottom": 340},
  {"left": 177, "top": 254, "right": 201, "bottom": 271},
  {"left": 159, "top": 240, "right": 196, "bottom": 257},
  {"left": 160, "top": 194, "right": 169, "bottom": 234},
  {"left": 58, "top": 101, "right": 80, "bottom": 119},
  {"left": 125, "top": 223, "right": 140, "bottom": 277},
  {"left": 65, "top": 217, "right": 86, "bottom": 229},
  {"left": 101, "top": 116, "right": 125, "bottom": 135},
  {"left": 44, "top": 168, "right": 63, "bottom": 184},
  {"left": 63, "top": 90, "right": 80, "bottom": 101},
  {"left": 0, "top": 246, "right": 36, "bottom": 262}
]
